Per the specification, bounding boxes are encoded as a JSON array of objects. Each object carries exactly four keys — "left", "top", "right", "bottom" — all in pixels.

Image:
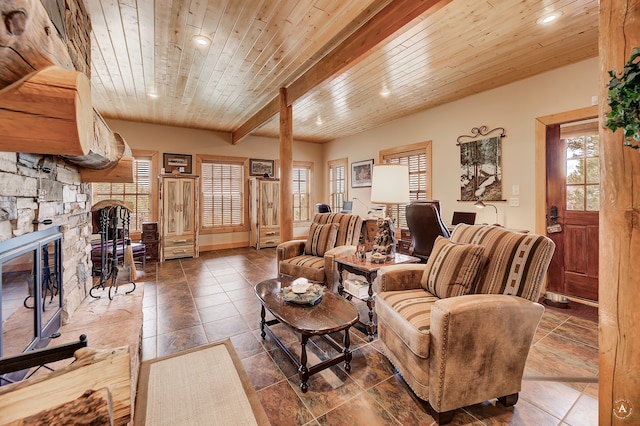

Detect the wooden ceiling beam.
[
  {"left": 232, "top": 97, "right": 280, "bottom": 144},
  {"left": 231, "top": 0, "right": 451, "bottom": 144}
]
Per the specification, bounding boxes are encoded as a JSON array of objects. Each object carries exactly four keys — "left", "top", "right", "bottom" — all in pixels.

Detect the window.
[
  {"left": 380, "top": 142, "right": 432, "bottom": 228},
  {"left": 293, "top": 162, "right": 312, "bottom": 221},
  {"left": 91, "top": 151, "right": 157, "bottom": 232},
  {"left": 562, "top": 123, "right": 599, "bottom": 211},
  {"left": 198, "top": 155, "right": 246, "bottom": 230},
  {"left": 329, "top": 158, "right": 347, "bottom": 211}
]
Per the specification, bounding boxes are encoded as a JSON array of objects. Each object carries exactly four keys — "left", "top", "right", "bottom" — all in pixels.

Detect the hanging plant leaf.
[{"left": 606, "top": 47, "right": 640, "bottom": 150}]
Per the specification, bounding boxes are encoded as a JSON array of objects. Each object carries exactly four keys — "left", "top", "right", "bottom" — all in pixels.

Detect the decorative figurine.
[{"left": 372, "top": 216, "right": 396, "bottom": 259}]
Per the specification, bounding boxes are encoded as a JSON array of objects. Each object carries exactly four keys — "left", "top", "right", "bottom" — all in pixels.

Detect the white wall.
[
  {"left": 105, "top": 119, "right": 323, "bottom": 248},
  {"left": 106, "top": 57, "right": 598, "bottom": 249},
  {"left": 323, "top": 57, "right": 599, "bottom": 231}
]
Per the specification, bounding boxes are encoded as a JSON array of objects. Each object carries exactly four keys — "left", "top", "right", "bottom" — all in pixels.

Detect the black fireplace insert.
[{"left": 0, "top": 227, "right": 63, "bottom": 383}]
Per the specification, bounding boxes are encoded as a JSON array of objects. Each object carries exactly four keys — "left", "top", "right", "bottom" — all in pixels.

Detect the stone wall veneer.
[
  {"left": 0, "top": 152, "right": 93, "bottom": 320},
  {"left": 0, "top": 0, "right": 95, "bottom": 321}
]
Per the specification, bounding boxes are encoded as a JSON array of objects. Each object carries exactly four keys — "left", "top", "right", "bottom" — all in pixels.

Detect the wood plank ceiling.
[{"left": 86, "top": 0, "right": 599, "bottom": 144}]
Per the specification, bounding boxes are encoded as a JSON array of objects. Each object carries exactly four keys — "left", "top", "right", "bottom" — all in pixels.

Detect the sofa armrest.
[
  {"left": 276, "top": 240, "right": 306, "bottom": 263},
  {"left": 373, "top": 264, "right": 426, "bottom": 293},
  {"left": 324, "top": 244, "right": 357, "bottom": 259},
  {"left": 428, "top": 294, "right": 544, "bottom": 413},
  {"left": 323, "top": 245, "right": 358, "bottom": 291}
]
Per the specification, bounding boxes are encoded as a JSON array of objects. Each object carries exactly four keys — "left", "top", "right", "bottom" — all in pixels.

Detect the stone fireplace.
[
  {"left": 0, "top": 227, "right": 63, "bottom": 367},
  {"left": 0, "top": 152, "right": 94, "bottom": 324},
  {"left": 0, "top": 0, "right": 123, "bottom": 324}
]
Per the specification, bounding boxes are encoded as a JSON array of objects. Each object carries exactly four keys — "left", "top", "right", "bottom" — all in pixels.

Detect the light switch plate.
[
  {"left": 512, "top": 185, "right": 520, "bottom": 196},
  {"left": 509, "top": 197, "right": 519, "bottom": 207}
]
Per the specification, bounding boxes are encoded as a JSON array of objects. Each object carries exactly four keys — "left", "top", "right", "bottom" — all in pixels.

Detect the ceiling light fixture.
[
  {"left": 315, "top": 115, "right": 324, "bottom": 126},
  {"left": 536, "top": 11, "right": 563, "bottom": 25},
  {"left": 192, "top": 34, "right": 211, "bottom": 46},
  {"left": 147, "top": 92, "right": 159, "bottom": 99},
  {"left": 380, "top": 85, "right": 391, "bottom": 97}
]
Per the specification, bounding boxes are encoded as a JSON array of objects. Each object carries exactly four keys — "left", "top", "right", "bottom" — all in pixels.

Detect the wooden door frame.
[
  {"left": 534, "top": 105, "right": 599, "bottom": 297},
  {"left": 534, "top": 105, "right": 599, "bottom": 234}
]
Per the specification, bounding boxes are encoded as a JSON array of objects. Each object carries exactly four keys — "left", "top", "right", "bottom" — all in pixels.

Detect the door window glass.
[{"left": 564, "top": 134, "right": 599, "bottom": 211}]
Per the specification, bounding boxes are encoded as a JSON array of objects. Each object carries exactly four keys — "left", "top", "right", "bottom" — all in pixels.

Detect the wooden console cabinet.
[
  {"left": 141, "top": 222, "right": 159, "bottom": 262},
  {"left": 159, "top": 174, "right": 199, "bottom": 261},
  {"left": 249, "top": 178, "right": 280, "bottom": 249},
  {"left": 360, "top": 219, "right": 379, "bottom": 251},
  {"left": 397, "top": 228, "right": 413, "bottom": 255},
  {"left": 362, "top": 220, "right": 412, "bottom": 255}
]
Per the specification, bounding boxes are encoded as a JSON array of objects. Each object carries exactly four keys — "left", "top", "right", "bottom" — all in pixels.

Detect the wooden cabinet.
[
  {"left": 159, "top": 175, "right": 199, "bottom": 260},
  {"left": 361, "top": 219, "right": 379, "bottom": 251},
  {"left": 249, "top": 178, "right": 280, "bottom": 249},
  {"left": 397, "top": 228, "right": 413, "bottom": 255},
  {"left": 141, "top": 222, "right": 159, "bottom": 262},
  {"left": 362, "top": 220, "right": 412, "bottom": 254}
]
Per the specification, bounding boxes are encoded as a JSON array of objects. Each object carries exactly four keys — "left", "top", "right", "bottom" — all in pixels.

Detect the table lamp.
[
  {"left": 474, "top": 200, "right": 499, "bottom": 225},
  {"left": 370, "top": 164, "right": 410, "bottom": 259}
]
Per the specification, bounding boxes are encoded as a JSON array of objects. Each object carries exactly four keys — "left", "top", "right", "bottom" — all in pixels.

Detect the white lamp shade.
[{"left": 370, "top": 164, "right": 410, "bottom": 204}]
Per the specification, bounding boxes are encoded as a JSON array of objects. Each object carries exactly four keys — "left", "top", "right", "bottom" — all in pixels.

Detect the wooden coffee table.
[
  {"left": 254, "top": 277, "right": 359, "bottom": 392},
  {"left": 336, "top": 253, "right": 421, "bottom": 340}
]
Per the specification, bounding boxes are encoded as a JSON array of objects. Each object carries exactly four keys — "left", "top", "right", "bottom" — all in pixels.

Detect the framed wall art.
[
  {"left": 249, "top": 158, "right": 275, "bottom": 177},
  {"left": 457, "top": 126, "right": 505, "bottom": 201},
  {"left": 351, "top": 159, "right": 374, "bottom": 188},
  {"left": 163, "top": 153, "right": 192, "bottom": 174}
]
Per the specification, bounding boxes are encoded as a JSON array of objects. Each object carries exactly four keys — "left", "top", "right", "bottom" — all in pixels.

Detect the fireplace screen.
[{"left": 0, "top": 227, "right": 63, "bottom": 363}]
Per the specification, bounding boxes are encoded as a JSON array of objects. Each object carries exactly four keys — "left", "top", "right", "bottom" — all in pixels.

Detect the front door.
[{"left": 545, "top": 121, "right": 599, "bottom": 301}]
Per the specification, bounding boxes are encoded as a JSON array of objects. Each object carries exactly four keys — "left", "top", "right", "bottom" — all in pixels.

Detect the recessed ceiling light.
[
  {"left": 315, "top": 115, "right": 324, "bottom": 126},
  {"left": 192, "top": 35, "right": 211, "bottom": 46},
  {"left": 537, "top": 11, "right": 563, "bottom": 25},
  {"left": 380, "top": 86, "right": 391, "bottom": 97},
  {"left": 147, "top": 92, "right": 159, "bottom": 99}
]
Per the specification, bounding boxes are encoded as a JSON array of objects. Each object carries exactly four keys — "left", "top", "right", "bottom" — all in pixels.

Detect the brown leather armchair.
[
  {"left": 374, "top": 224, "right": 555, "bottom": 424},
  {"left": 405, "top": 201, "right": 450, "bottom": 262},
  {"left": 277, "top": 213, "right": 363, "bottom": 290}
]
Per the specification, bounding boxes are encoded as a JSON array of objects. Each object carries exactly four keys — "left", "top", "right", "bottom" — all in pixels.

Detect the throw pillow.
[
  {"left": 420, "top": 236, "right": 484, "bottom": 298},
  {"left": 305, "top": 222, "right": 339, "bottom": 257}
]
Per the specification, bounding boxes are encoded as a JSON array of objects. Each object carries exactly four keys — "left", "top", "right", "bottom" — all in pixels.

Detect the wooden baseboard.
[
  {"left": 199, "top": 241, "right": 250, "bottom": 252},
  {"left": 544, "top": 291, "right": 598, "bottom": 307}
]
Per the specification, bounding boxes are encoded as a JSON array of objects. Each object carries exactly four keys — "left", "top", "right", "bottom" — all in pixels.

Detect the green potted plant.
[{"left": 606, "top": 47, "right": 640, "bottom": 150}]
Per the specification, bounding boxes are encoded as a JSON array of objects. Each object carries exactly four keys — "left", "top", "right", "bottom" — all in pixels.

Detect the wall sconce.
[{"left": 474, "top": 200, "right": 499, "bottom": 225}]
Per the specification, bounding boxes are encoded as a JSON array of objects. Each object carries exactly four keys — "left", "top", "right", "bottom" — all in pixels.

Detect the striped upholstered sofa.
[
  {"left": 374, "top": 224, "right": 555, "bottom": 424},
  {"left": 277, "top": 213, "right": 362, "bottom": 290}
]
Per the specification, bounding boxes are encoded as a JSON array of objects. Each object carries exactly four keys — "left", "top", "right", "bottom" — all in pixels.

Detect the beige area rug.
[{"left": 134, "top": 339, "right": 270, "bottom": 426}]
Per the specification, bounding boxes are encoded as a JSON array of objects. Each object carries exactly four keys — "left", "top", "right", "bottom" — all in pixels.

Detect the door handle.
[{"left": 547, "top": 205, "right": 562, "bottom": 233}]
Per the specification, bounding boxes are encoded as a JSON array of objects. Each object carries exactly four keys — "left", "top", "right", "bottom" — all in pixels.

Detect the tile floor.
[{"left": 140, "top": 247, "right": 599, "bottom": 426}]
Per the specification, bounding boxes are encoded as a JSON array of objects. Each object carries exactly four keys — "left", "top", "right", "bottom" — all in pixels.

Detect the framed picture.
[
  {"left": 351, "top": 159, "right": 374, "bottom": 188},
  {"left": 163, "top": 153, "right": 192, "bottom": 174},
  {"left": 249, "top": 158, "right": 275, "bottom": 176},
  {"left": 459, "top": 135, "right": 502, "bottom": 201}
]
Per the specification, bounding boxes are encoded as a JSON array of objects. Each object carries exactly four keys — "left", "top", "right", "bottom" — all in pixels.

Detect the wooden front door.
[{"left": 545, "top": 121, "right": 599, "bottom": 301}]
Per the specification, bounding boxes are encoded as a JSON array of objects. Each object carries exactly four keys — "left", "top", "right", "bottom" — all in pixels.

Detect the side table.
[{"left": 335, "top": 253, "right": 420, "bottom": 340}]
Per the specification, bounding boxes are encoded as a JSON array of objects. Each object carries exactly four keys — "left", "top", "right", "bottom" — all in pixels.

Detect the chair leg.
[
  {"left": 497, "top": 393, "right": 519, "bottom": 407},
  {"left": 428, "top": 402, "right": 455, "bottom": 425}
]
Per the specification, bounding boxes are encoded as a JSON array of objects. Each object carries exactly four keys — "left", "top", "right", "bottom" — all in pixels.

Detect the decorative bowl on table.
[{"left": 282, "top": 280, "right": 324, "bottom": 305}]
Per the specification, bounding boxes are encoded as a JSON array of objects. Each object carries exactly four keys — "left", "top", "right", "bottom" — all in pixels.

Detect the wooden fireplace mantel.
[{"left": 0, "top": 0, "right": 132, "bottom": 183}]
